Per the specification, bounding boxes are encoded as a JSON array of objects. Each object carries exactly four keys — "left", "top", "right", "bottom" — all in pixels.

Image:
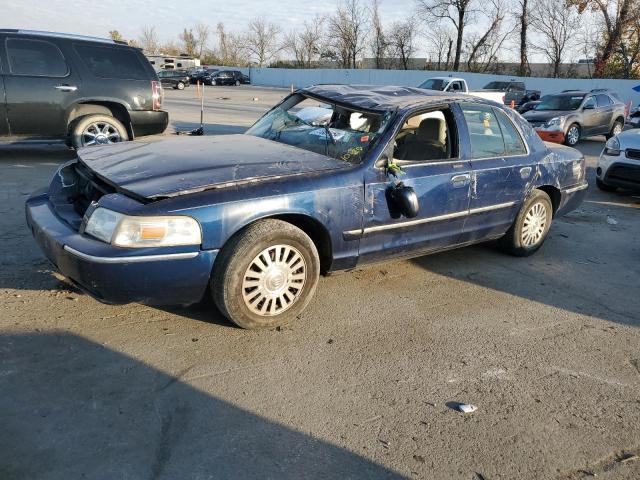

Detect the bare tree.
[
  {"left": 326, "top": 0, "right": 369, "bottom": 68},
  {"left": 216, "top": 23, "right": 248, "bottom": 66},
  {"left": 389, "top": 19, "right": 417, "bottom": 69},
  {"left": 108, "top": 30, "right": 124, "bottom": 42},
  {"left": 425, "top": 26, "right": 454, "bottom": 69},
  {"left": 370, "top": 0, "right": 389, "bottom": 68},
  {"left": 531, "top": 0, "right": 579, "bottom": 77},
  {"left": 179, "top": 28, "right": 197, "bottom": 57},
  {"left": 465, "top": 0, "right": 509, "bottom": 72},
  {"left": 568, "top": 0, "right": 640, "bottom": 77},
  {"left": 245, "top": 18, "right": 282, "bottom": 67},
  {"left": 160, "top": 41, "right": 181, "bottom": 56},
  {"left": 139, "top": 25, "right": 159, "bottom": 54},
  {"left": 517, "top": 0, "right": 531, "bottom": 76},
  {"left": 194, "top": 23, "right": 210, "bottom": 59},
  {"left": 283, "top": 17, "right": 325, "bottom": 68},
  {"left": 416, "top": 0, "right": 473, "bottom": 70}
]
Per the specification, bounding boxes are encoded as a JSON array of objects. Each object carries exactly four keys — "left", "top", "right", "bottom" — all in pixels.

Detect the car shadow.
[{"left": 0, "top": 332, "right": 405, "bottom": 480}]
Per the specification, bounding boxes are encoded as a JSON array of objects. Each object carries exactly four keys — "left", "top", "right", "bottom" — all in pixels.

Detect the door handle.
[
  {"left": 451, "top": 173, "right": 470, "bottom": 187},
  {"left": 55, "top": 85, "right": 78, "bottom": 92}
]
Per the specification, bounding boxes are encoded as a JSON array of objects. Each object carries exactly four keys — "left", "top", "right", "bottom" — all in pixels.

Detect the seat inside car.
[{"left": 396, "top": 117, "right": 447, "bottom": 161}]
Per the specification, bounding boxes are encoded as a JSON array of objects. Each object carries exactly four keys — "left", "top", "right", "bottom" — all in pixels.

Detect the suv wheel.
[
  {"left": 235, "top": 79, "right": 240, "bottom": 86},
  {"left": 499, "top": 190, "right": 553, "bottom": 257},
  {"left": 71, "top": 115, "right": 128, "bottom": 148},
  {"left": 176, "top": 81, "right": 185, "bottom": 90},
  {"left": 606, "top": 120, "right": 623, "bottom": 139},
  {"left": 565, "top": 123, "right": 580, "bottom": 146},
  {"left": 212, "top": 219, "right": 320, "bottom": 329}
]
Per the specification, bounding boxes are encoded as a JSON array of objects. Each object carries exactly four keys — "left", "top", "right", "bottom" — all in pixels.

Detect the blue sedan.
[{"left": 26, "top": 85, "right": 588, "bottom": 329}]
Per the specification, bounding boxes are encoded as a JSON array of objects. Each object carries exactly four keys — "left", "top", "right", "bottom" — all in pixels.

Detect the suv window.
[
  {"left": 461, "top": 104, "right": 506, "bottom": 158},
  {"left": 596, "top": 94, "right": 612, "bottom": 107},
  {"left": 583, "top": 96, "right": 596, "bottom": 109},
  {"left": 6, "top": 38, "right": 68, "bottom": 77},
  {"left": 74, "top": 44, "right": 148, "bottom": 80},
  {"left": 494, "top": 109, "right": 526, "bottom": 155}
]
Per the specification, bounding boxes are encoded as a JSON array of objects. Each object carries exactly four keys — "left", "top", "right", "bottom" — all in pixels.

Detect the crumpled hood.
[
  {"left": 523, "top": 110, "right": 568, "bottom": 123},
  {"left": 77, "top": 135, "right": 350, "bottom": 199}
]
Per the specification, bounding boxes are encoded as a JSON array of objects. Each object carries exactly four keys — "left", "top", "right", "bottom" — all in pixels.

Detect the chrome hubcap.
[
  {"left": 567, "top": 127, "right": 579, "bottom": 145},
  {"left": 82, "top": 122, "right": 121, "bottom": 146},
  {"left": 522, "top": 202, "right": 548, "bottom": 247},
  {"left": 242, "top": 244, "right": 306, "bottom": 316},
  {"left": 613, "top": 124, "right": 622, "bottom": 136}
]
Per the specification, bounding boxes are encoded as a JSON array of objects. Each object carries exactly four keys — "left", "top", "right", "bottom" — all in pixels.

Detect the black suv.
[
  {"left": 0, "top": 30, "right": 168, "bottom": 148},
  {"left": 211, "top": 70, "right": 250, "bottom": 86}
]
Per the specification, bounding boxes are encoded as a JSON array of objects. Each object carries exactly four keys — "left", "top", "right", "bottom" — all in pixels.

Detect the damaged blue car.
[{"left": 26, "top": 85, "right": 588, "bottom": 329}]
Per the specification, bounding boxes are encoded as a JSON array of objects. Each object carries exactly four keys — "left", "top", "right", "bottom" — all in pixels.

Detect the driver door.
[{"left": 357, "top": 106, "right": 472, "bottom": 264}]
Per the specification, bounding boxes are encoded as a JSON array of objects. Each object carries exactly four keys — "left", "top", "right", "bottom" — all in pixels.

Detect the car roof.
[
  {"left": 301, "top": 84, "right": 484, "bottom": 112},
  {"left": 0, "top": 29, "right": 128, "bottom": 45}
]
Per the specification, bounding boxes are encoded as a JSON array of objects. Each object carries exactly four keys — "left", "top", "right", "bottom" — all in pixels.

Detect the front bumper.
[
  {"left": 130, "top": 110, "right": 169, "bottom": 137},
  {"left": 25, "top": 192, "right": 217, "bottom": 305},
  {"left": 597, "top": 153, "right": 640, "bottom": 191},
  {"left": 534, "top": 128, "right": 565, "bottom": 144}
]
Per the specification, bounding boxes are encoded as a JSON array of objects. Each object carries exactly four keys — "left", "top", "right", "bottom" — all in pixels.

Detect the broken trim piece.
[
  {"left": 562, "top": 182, "right": 589, "bottom": 194},
  {"left": 63, "top": 245, "right": 202, "bottom": 264},
  {"left": 343, "top": 201, "right": 517, "bottom": 239}
]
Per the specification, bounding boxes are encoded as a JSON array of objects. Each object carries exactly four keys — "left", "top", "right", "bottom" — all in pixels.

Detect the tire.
[
  {"left": 499, "top": 190, "right": 553, "bottom": 257},
  {"left": 564, "top": 123, "right": 580, "bottom": 146},
  {"left": 70, "top": 114, "right": 128, "bottom": 148},
  {"left": 235, "top": 80, "right": 240, "bottom": 86},
  {"left": 212, "top": 219, "right": 320, "bottom": 329},
  {"left": 596, "top": 177, "right": 617, "bottom": 192},
  {"left": 606, "top": 119, "right": 623, "bottom": 139},
  {"left": 176, "top": 81, "right": 185, "bottom": 90}
]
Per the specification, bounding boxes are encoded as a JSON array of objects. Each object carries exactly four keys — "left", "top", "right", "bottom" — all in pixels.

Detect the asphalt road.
[{"left": 1, "top": 86, "right": 639, "bottom": 480}]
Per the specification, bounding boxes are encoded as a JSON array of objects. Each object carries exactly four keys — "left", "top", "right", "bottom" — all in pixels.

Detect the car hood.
[
  {"left": 613, "top": 128, "right": 640, "bottom": 147},
  {"left": 77, "top": 135, "right": 350, "bottom": 200},
  {"left": 523, "top": 110, "right": 570, "bottom": 122}
]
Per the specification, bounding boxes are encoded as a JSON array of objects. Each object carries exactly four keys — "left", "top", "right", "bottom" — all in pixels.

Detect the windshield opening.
[
  {"left": 245, "top": 93, "right": 392, "bottom": 164},
  {"left": 418, "top": 79, "right": 446, "bottom": 91},
  {"left": 484, "top": 82, "right": 510, "bottom": 90},
  {"left": 534, "top": 94, "right": 585, "bottom": 111}
]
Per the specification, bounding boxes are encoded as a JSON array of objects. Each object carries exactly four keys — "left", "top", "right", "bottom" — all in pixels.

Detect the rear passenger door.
[
  {"left": 458, "top": 103, "right": 531, "bottom": 242},
  {"left": 595, "top": 94, "right": 614, "bottom": 134},
  {"left": 3, "top": 36, "right": 82, "bottom": 137}
]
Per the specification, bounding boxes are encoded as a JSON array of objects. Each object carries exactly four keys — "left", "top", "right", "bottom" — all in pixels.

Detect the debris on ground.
[
  {"left": 447, "top": 402, "right": 478, "bottom": 414},
  {"left": 607, "top": 215, "right": 618, "bottom": 225}
]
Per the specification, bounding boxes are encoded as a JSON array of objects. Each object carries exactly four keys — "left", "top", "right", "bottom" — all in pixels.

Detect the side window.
[
  {"left": 393, "top": 108, "right": 456, "bottom": 162},
  {"left": 74, "top": 44, "right": 148, "bottom": 80},
  {"left": 494, "top": 109, "right": 527, "bottom": 155},
  {"left": 6, "top": 38, "right": 68, "bottom": 77},
  {"left": 451, "top": 81, "right": 462, "bottom": 92},
  {"left": 461, "top": 104, "right": 505, "bottom": 158},
  {"left": 583, "top": 96, "right": 596, "bottom": 109},
  {"left": 596, "top": 94, "right": 612, "bottom": 107}
]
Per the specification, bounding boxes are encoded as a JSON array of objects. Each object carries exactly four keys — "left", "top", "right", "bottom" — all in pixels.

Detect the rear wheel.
[
  {"left": 70, "top": 114, "right": 128, "bottom": 148},
  {"left": 596, "top": 177, "right": 617, "bottom": 192},
  {"left": 235, "top": 79, "right": 241, "bottom": 86},
  {"left": 212, "top": 219, "right": 320, "bottom": 329},
  {"left": 500, "top": 190, "right": 553, "bottom": 257},
  {"left": 565, "top": 123, "right": 580, "bottom": 146},
  {"left": 606, "top": 119, "right": 623, "bottom": 139}
]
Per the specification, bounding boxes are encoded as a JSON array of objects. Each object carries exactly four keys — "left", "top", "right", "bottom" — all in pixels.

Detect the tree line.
[{"left": 109, "top": 0, "right": 640, "bottom": 79}]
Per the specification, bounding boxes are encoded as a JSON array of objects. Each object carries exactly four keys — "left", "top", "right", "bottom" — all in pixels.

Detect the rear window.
[
  {"left": 74, "top": 44, "right": 148, "bottom": 80},
  {"left": 6, "top": 38, "right": 68, "bottom": 77},
  {"left": 462, "top": 104, "right": 506, "bottom": 158},
  {"left": 596, "top": 94, "right": 612, "bottom": 107}
]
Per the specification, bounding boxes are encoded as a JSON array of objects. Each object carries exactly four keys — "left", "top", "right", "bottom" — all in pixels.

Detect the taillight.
[{"left": 151, "top": 81, "right": 162, "bottom": 110}]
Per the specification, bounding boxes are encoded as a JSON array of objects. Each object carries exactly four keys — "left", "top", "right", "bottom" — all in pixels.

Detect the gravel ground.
[{"left": 1, "top": 86, "right": 639, "bottom": 480}]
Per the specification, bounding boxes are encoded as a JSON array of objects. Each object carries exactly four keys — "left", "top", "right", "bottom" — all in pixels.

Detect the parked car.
[
  {"left": 211, "top": 70, "right": 250, "bottom": 86},
  {"left": 596, "top": 130, "right": 640, "bottom": 192},
  {"left": 157, "top": 70, "right": 189, "bottom": 90},
  {"left": 26, "top": 85, "right": 587, "bottom": 329},
  {"left": 523, "top": 91, "right": 625, "bottom": 146},
  {"left": 480, "top": 80, "right": 541, "bottom": 106},
  {"left": 202, "top": 69, "right": 220, "bottom": 85},
  {"left": 0, "top": 29, "right": 168, "bottom": 148},
  {"left": 417, "top": 77, "right": 505, "bottom": 104}
]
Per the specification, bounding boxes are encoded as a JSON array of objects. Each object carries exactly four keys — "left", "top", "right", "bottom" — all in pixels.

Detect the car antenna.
[{"left": 176, "top": 80, "right": 205, "bottom": 136}]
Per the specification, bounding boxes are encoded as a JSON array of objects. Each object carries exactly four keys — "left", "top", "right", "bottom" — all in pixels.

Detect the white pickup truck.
[{"left": 417, "top": 77, "right": 505, "bottom": 104}]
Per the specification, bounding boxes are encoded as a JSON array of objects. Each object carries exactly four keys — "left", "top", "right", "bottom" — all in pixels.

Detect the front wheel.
[
  {"left": 176, "top": 81, "right": 185, "bottom": 90},
  {"left": 565, "top": 123, "right": 580, "bottom": 146},
  {"left": 212, "top": 219, "right": 320, "bottom": 329},
  {"left": 235, "top": 80, "right": 240, "bottom": 86},
  {"left": 499, "top": 190, "right": 553, "bottom": 257}
]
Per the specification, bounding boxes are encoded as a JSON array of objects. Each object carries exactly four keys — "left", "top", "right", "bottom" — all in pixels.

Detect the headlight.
[
  {"left": 84, "top": 208, "right": 202, "bottom": 248},
  {"left": 545, "top": 116, "right": 564, "bottom": 128},
  {"left": 604, "top": 136, "right": 621, "bottom": 156}
]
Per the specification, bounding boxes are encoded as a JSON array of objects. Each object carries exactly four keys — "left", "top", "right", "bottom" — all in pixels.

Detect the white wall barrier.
[{"left": 210, "top": 65, "right": 640, "bottom": 106}]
